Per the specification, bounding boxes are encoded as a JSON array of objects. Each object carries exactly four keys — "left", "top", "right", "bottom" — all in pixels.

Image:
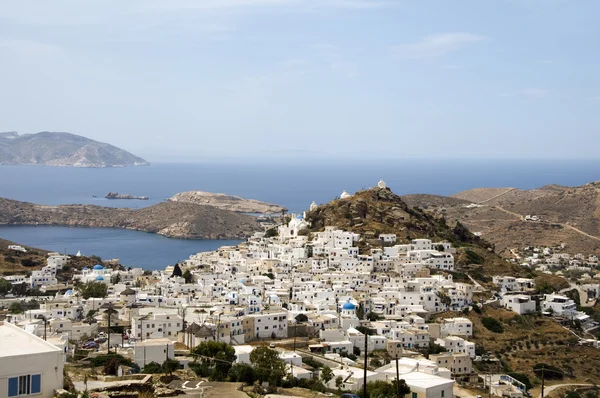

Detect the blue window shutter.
[
  {"left": 31, "top": 374, "right": 41, "bottom": 394},
  {"left": 8, "top": 377, "right": 18, "bottom": 397}
]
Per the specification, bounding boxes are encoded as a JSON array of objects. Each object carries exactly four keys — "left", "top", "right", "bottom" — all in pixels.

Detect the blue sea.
[{"left": 0, "top": 159, "right": 598, "bottom": 269}]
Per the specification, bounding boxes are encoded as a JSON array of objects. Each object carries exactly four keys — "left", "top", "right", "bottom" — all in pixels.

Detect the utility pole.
[
  {"left": 540, "top": 367, "right": 545, "bottom": 398},
  {"left": 363, "top": 331, "right": 368, "bottom": 398},
  {"left": 395, "top": 356, "right": 400, "bottom": 398}
]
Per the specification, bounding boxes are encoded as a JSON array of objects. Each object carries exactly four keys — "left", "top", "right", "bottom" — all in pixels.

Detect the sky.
[{"left": 0, "top": 0, "right": 599, "bottom": 161}]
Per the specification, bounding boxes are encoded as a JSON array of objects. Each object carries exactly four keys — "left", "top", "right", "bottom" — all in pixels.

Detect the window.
[
  {"left": 441, "top": 391, "right": 445, "bottom": 397},
  {"left": 412, "top": 393, "right": 417, "bottom": 398},
  {"left": 8, "top": 374, "right": 41, "bottom": 397}
]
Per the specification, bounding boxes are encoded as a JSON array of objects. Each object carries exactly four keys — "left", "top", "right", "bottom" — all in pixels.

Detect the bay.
[{"left": 0, "top": 225, "right": 241, "bottom": 270}]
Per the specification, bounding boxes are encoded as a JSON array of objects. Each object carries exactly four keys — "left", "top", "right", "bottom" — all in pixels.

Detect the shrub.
[
  {"left": 142, "top": 361, "right": 163, "bottom": 374},
  {"left": 482, "top": 317, "right": 504, "bottom": 333}
]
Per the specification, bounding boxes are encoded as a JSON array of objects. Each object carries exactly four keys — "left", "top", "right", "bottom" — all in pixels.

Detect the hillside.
[
  {"left": 170, "top": 191, "right": 286, "bottom": 214},
  {"left": 400, "top": 194, "right": 472, "bottom": 209},
  {"left": 0, "top": 131, "right": 148, "bottom": 167},
  {"left": 0, "top": 238, "right": 110, "bottom": 278},
  {"left": 304, "top": 187, "right": 531, "bottom": 280},
  {"left": 306, "top": 188, "right": 485, "bottom": 246},
  {"left": 0, "top": 198, "right": 261, "bottom": 240},
  {"left": 434, "top": 307, "right": 600, "bottom": 385},
  {"left": 402, "top": 182, "right": 600, "bottom": 254}
]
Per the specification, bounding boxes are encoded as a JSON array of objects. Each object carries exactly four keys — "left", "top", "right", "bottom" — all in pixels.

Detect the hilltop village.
[{"left": 1, "top": 181, "right": 600, "bottom": 398}]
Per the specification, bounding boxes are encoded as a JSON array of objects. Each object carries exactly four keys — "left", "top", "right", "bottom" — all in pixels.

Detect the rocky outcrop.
[
  {"left": 0, "top": 198, "right": 261, "bottom": 239},
  {"left": 105, "top": 192, "right": 149, "bottom": 200},
  {"left": 0, "top": 131, "right": 149, "bottom": 167},
  {"left": 169, "top": 191, "right": 286, "bottom": 214}
]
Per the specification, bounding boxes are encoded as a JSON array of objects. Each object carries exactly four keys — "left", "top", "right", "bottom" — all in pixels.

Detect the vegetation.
[
  {"left": 249, "top": 346, "right": 287, "bottom": 386},
  {"left": 190, "top": 341, "right": 236, "bottom": 381},
  {"left": 182, "top": 269, "right": 193, "bottom": 284},
  {"left": 0, "top": 278, "right": 11, "bottom": 296},
  {"left": 357, "top": 380, "right": 411, "bottom": 398},
  {"left": 78, "top": 281, "right": 108, "bottom": 299},
  {"left": 320, "top": 366, "right": 334, "bottom": 385},
  {"left": 265, "top": 228, "right": 278, "bottom": 238},
  {"left": 482, "top": 317, "right": 504, "bottom": 333},
  {"left": 171, "top": 263, "right": 183, "bottom": 278},
  {"left": 141, "top": 361, "right": 163, "bottom": 374}
]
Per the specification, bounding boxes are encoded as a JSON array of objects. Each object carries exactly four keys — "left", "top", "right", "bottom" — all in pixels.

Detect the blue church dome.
[
  {"left": 296, "top": 214, "right": 303, "bottom": 219},
  {"left": 95, "top": 275, "right": 104, "bottom": 281},
  {"left": 93, "top": 264, "right": 104, "bottom": 270},
  {"left": 82, "top": 268, "right": 89, "bottom": 271},
  {"left": 342, "top": 301, "right": 356, "bottom": 310}
]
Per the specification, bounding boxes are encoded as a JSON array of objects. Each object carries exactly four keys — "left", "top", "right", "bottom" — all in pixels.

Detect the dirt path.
[
  {"left": 494, "top": 206, "right": 600, "bottom": 243},
  {"left": 478, "top": 188, "right": 516, "bottom": 204}
]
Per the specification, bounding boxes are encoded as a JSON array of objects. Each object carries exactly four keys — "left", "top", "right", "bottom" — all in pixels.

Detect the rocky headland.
[
  {"left": 0, "top": 198, "right": 261, "bottom": 239},
  {"left": 169, "top": 191, "right": 286, "bottom": 214}
]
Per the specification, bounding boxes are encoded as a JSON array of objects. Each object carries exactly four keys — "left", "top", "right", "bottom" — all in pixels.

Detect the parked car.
[
  {"left": 340, "top": 394, "right": 361, "bottom": 398},
  {"left": 95, "top": 337, "right": 107, "bottom": 344},
  {"left": 82, "top": 341, "right": 98, "bottom": 349}
]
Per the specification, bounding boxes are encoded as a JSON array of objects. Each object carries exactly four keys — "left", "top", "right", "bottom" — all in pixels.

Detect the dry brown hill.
[
  {"left": 406, "top": 181, "right": 600, "bottom": 254},
  {"left": 400, "top": 194, "right": 472, "bottom": 209},
  {"left": 0, "top": 198, "right": 261, "bottom": 240}
]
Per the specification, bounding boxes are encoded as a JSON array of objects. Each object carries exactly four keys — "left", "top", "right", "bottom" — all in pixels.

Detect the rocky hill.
[
  {"left": 0, "top": 131, "right": 148, "bottom": 167},
  {"left": 0, "top": 198, "right": 261, "bottom": 239},
  {"left": 169, "top": 191, "right": 286, "bottom": 214},
  {"left": 306, "top": 188, "right": 484, "bottom": 246},
  {"left": 304, "top": 188, "right": 531, "bottom": 279}
]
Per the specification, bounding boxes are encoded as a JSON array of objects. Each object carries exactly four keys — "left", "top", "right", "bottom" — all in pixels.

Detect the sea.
[{"left": 0, "top": 159, "right": 598, "bottom": 270}]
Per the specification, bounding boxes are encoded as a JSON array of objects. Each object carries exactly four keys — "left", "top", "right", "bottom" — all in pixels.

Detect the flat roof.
[
  {"left": 0, "top": 321, "right": 62, "bottom": 357},
  {"left": 399, "top": 372, "right": 454, "bottom": 388}
]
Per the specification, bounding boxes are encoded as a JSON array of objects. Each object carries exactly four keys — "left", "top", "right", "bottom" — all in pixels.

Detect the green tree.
[
  {"left": 190, "top": 341, "right": 236, "bottom": 381},
  {"left": 0, "top": 278, "right": 11, "bottom": 296},
  {"left": 11, "top": 282, "right": 28, "bottom": 297},
  {"left": 320, "top": 366, "right": 333, "bottom": 385},
  {"left": 356, "top": 303, "right": 365, "bottom": 320},
  {"left": 78, "top": 282, "right": 108, "bottom": 299},
  {"left": 162, "top": 358, "right": 180, "bottom": 376},
  {"left": 265, "top": 228, "right": 278, "bottom": 238},
  {"left": 182, "top": 269, "right": 194, "bottom": 284},
  {"left": 249, "top": 346, "right": 287, "bottom": 386},
  {"left": 110, "top": 273, "right": 121, "bottom": 285},
  {"left": 9, "top": 302, "right": 23, "bottom": 314},
  {"left": 363, "top": 380, "right": 395, "bottom": 398},
  {"left": 142, "top": 361, "right": 163, "bottom": 374},
  {"left": 228, "top": 363, "right": 255, "bottom": 384},
  {"left": 172, "top": 264, "right": 183, "bottom": 278},
  {"left": 393, "top": 378, "right": 411, "bottom": 398},
  {"left": 335, "top": 376, "right": 344, "bottom": 391}
]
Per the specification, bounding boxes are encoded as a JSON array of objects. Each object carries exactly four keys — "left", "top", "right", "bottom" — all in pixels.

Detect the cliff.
[
  {"left": 0, "top": 198, "right": 261, "bottom": 239},
  {"left": 0, "top": 131, "right": 149, "bottom": 167},
  {"left": 169, "top": 191, "right": 286, "bottom": 214}
]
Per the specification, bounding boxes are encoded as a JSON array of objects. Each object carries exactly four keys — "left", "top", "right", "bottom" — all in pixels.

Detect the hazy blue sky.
[{"left": 1, "top": 0, "right": 598, "bottom": 161}]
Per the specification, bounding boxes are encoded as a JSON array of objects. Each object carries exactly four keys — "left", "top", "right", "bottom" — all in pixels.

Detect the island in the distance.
[
  {"left": 105, "top": 192, "right": 149, "bottom": 200},
  {"left": 0, "top": 131, "right": 149, "bottom": 167}
]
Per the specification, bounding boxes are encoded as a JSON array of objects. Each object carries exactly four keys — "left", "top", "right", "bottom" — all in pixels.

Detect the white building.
[
  {"left": 0, "top": 321, "right": 64, "bottom": 398},
  {"left": 502, "top": 295, "right": 536, "bottom": 315},
  {"left": 134, "top": 339, "right": 175, "bottom": 368},
  {"left": 132, "top": 313, "right": 183, "bottom": 341}
]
